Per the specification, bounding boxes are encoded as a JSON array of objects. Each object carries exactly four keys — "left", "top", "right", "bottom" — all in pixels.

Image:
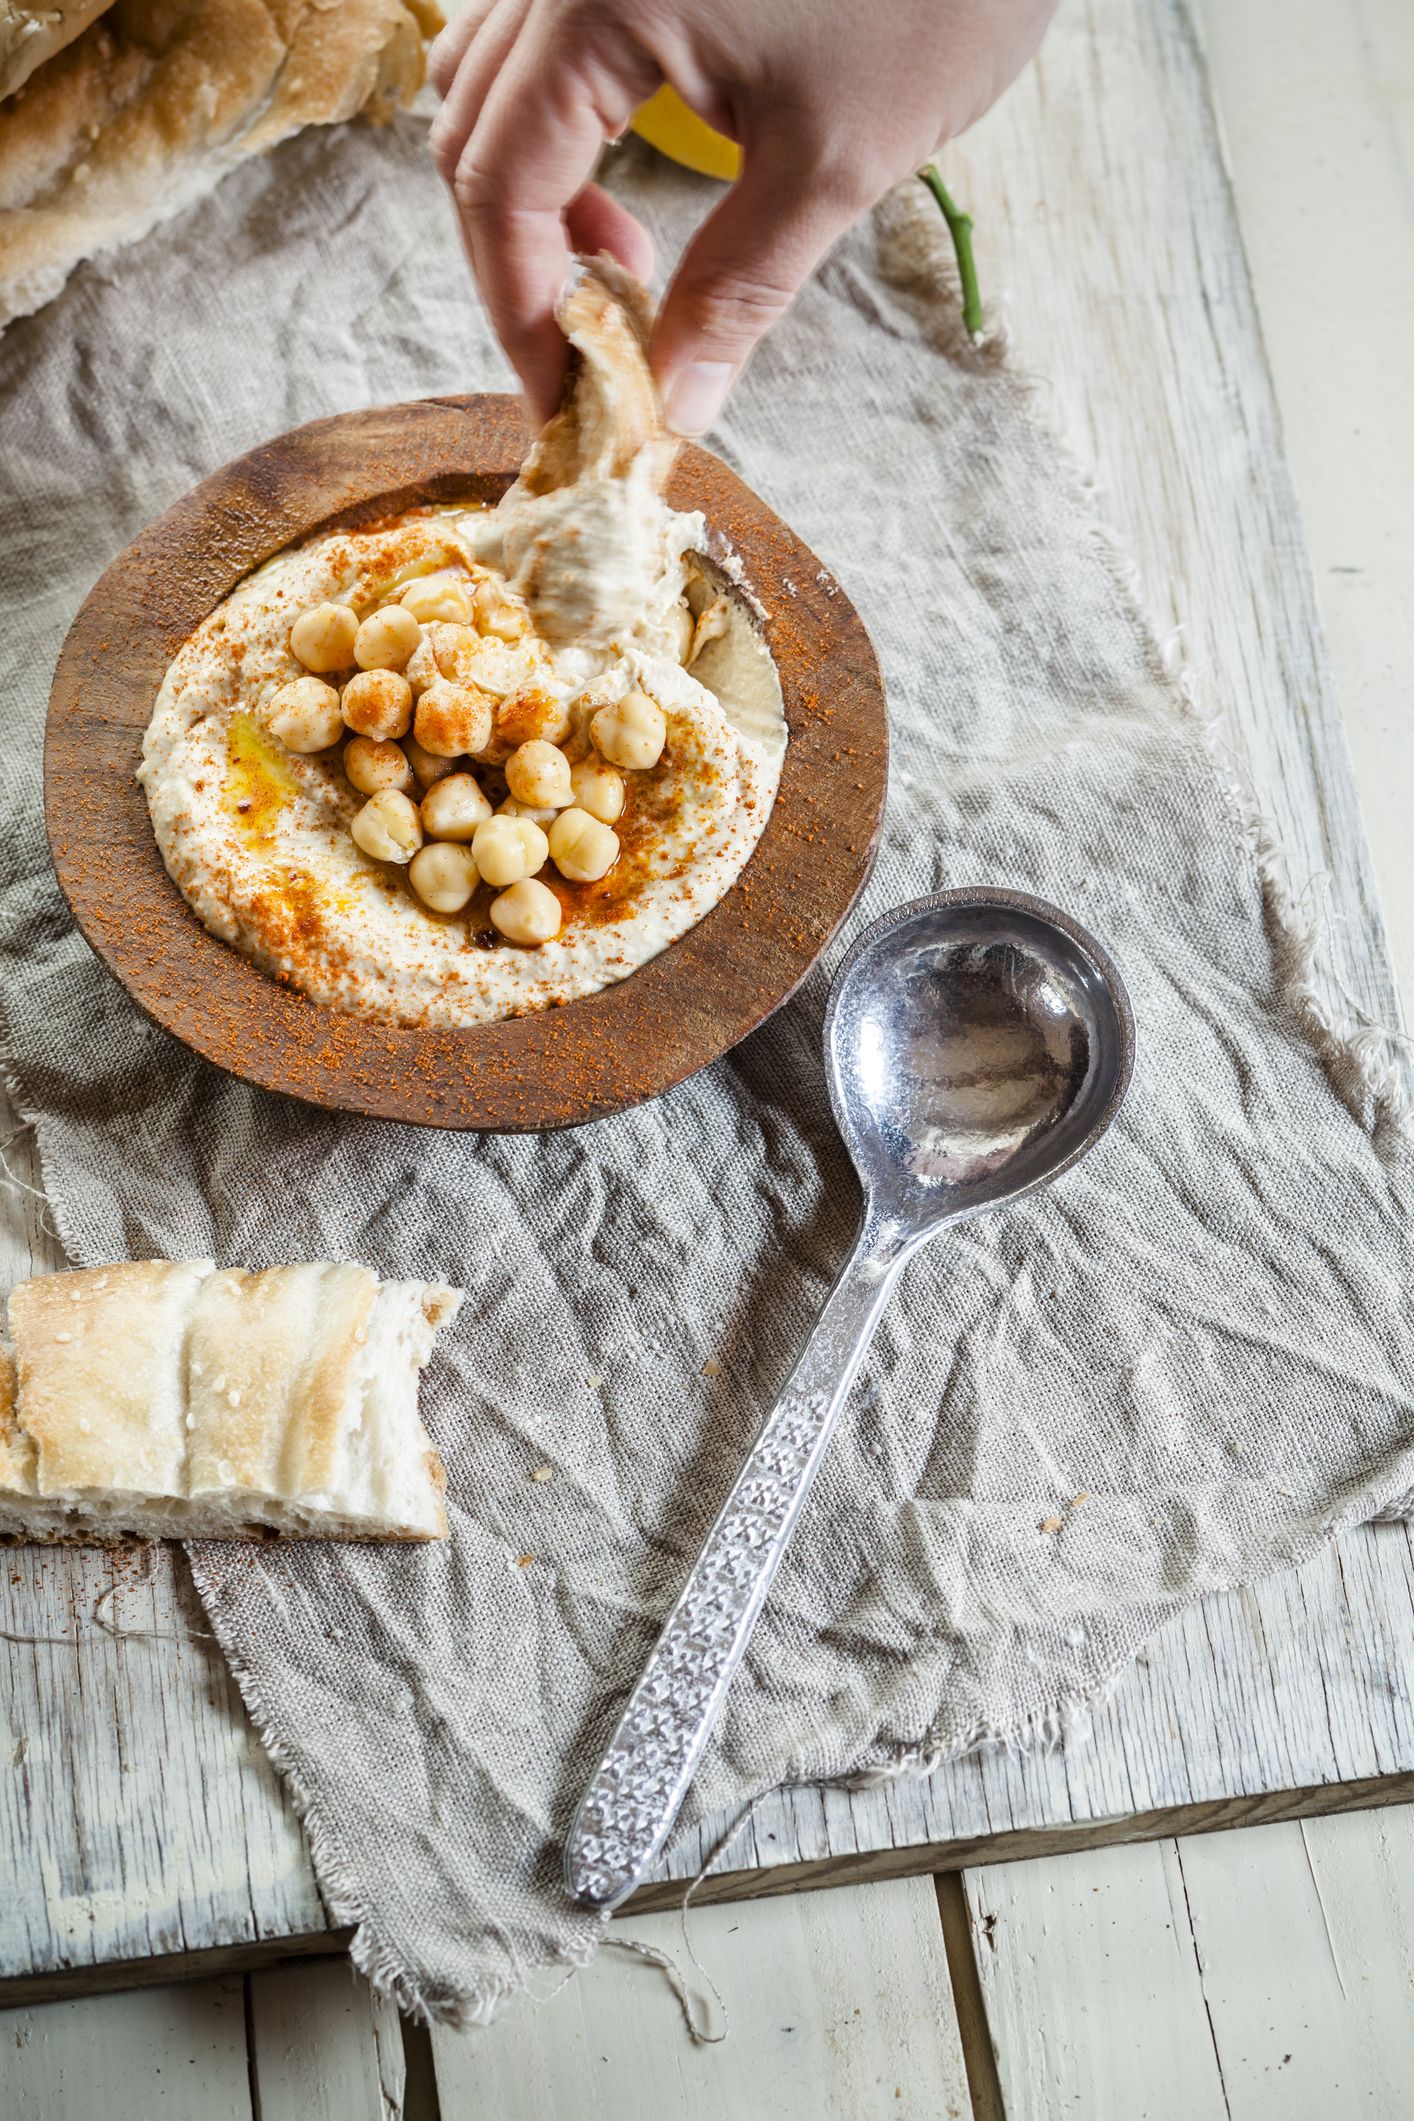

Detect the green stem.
[{"left": 917, "top": 164, "right": 984, "bottom": 338}]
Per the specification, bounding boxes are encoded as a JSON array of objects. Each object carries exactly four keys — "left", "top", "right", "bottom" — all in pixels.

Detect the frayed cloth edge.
[{"left": 181, "top": 1551, "right": 605, "bottom": 2031}]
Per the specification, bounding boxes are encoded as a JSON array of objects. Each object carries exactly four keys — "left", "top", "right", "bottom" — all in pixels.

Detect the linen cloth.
[{"left": 3, "top": 113, "right": 1414, "bottom": 2025}]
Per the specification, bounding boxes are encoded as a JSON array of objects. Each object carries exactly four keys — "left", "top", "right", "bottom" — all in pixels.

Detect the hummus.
[
  {"left": 139, "top": 508, "right": 786, "bottom": 1029},
  {"left": 139, "top": 257, "right": 786, "bottom": 1029}
]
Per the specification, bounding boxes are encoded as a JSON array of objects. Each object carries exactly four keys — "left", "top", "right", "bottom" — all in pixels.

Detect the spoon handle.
[{"left": 564, "top": 1219, "right": 905, "bottom": 1912}]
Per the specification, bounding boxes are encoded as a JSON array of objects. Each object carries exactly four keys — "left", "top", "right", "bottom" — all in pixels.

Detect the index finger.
[{"left": 448, "top": 24, "right": 654, "bottom": 419}]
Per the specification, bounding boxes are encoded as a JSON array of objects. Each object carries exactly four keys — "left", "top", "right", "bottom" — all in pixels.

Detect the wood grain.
[
  {"left": 7, "top": 0, "right": 1414, "bottom": 2013},
  {"left": 962, "top": 1806, "right": 1414, "bottom": 2121},
  {"left": 0, "top": 1976, "right": 253, "bottom": 2121},
  {"left": 247, "top": 1959, "right": 406, "bottom": 2121},
  {"left": 1196, "top": 0, "right": 1414, "bottom": 1011},
  {"left": 43, "top": 396, "right": 886, "bottom": 1133},
  {"left": 964, "top": 1838, "right": 1232, "bottom": 2120},
  {"left": 428, "top": 1877, "right": 973, "bottom": 2121}
]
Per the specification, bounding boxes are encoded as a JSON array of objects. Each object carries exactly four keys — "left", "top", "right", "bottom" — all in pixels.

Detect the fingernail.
[{"left": 664, "top": 360, "right": 733, "bottom": 437}]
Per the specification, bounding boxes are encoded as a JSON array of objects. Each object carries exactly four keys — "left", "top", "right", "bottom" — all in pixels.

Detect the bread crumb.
[
  {"left": 515, "top": 1552, "right": 534, "bottom": 1568},
  {"left": 702, "top": 1359, "right": 722, "bottom": 1377},
  {"left": 530, "top": 1465, "right": 554, "bottom": 1483},
  {"left": 1039, "top": 1515, "right": 1062, "bottom": 1535},
  {"left": 586, "top": 1373, "right": 602, "bottom": 1389},
  {"left": 1070, "top": 1491, "right": 1091, "bottom": 1508}
]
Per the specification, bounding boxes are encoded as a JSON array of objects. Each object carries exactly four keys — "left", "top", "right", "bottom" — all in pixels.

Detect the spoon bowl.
[
  {"left": 566, "top": 887, "right": 1134, "bottom": 1912},
  {"left": 826, "top": 888, "right": 1135, "bottom": 1239}
]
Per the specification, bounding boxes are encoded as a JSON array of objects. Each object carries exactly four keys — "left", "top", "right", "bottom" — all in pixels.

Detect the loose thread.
[
  {"left": 603, "top": 1934, "right": 728, "bottom": 2045},
  {"left": 92, "top": 1546, "right": 219, "bottom": 1643},
  {"left": 607, "top": 1786, "right": 780, "bottom": 2048},
  {"left": 0, "top": 1546, "right": 217, "bottom": 1648},
  {"left": 0, "top": 1121, "right": 60, "bottom": 1242}
]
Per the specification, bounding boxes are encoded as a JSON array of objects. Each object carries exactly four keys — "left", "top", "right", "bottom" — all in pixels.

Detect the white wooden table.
[{"left": 5, "top": 0, "right": 1414, "bottom": 2111}]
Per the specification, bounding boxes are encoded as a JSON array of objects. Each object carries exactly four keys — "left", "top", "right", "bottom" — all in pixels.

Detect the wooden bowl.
[{"left": 45, "top": 397, "right": 887, "bottom": 1131}]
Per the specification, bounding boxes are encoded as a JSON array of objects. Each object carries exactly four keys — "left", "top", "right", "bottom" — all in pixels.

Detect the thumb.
[{"left": 651, "top": 144, "right": 872, "bottom": 435}]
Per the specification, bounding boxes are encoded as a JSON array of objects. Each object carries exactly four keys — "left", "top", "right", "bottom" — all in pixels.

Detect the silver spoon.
[{"left": 565, "top": 886, "right": 1135, "bottom": 1912}]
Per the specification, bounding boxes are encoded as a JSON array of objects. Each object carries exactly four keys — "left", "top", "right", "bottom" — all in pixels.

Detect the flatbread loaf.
[
  {"left": 0, "top": 1259, "right": 461, "bottom": 1541},
  {"left": 0, "top": 0, "right": 443, "bottom": 330}
]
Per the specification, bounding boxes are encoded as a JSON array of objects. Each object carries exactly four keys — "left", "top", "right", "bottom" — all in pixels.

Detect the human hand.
[{"left": 427, "top": 0, "right": 1055, "bottom": 434}]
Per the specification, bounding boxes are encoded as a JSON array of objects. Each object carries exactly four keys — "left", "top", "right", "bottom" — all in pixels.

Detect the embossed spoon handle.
[
  {"left": 564, "top": 1218, "right": 906, "bottom": 1912},
  {"left": 564, "top": 887, "right": 1135, "bottom": 1914}
]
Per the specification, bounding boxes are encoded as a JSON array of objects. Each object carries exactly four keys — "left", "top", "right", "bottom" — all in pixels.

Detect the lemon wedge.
[{"left": 630, "top": 86, "right": 741, "bottom": 182}]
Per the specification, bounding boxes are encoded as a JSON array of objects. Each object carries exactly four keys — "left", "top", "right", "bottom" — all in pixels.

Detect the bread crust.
[
  {"left": 9, "top": 1259, "right": 212, "bottom": 1491},
  {"left": 0, "top": 0, "right": 112, "bottom": 100},
  {"left": 186, "top": 1262, "right": 377, "bottom": 1498}
]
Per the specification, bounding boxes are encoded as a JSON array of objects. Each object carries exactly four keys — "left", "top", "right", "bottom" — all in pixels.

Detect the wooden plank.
[
  {"left": 0, "top": 1930, "right": 350, "bottom": 2010},
  {"left": 11, "top": 1764, "right": 1414, "bottom": 2006},
  {"left": 247, "top": 1961, "right": 407, "bottom": 2121},
  {"left": 961, "top": 1806, "right": 1414, "bottom": 2121},
  {"left": 429, "top": 1877, "right": 972, "bottom": 2121},
  {"left": 1178, "top": 1808, "right": 1414, "bottom": 2118},
  {"left": 0, "top": 1533, "right": 326, "bottom": 1983},
  {"left": 963, "top": 1841, "right": 1230, "bottom": 2121},
  {"left": 631, "top": 1770, "right": 1414, "bottom": 1912},
  {"left": 1195, "top": 0, "right": 1414, "bottom": 1005},
  {"left": 0, "top": 1976, "right": 252, "bottom": 2120},
  {"left": 9, "top": 0, "right": 1414, "bottom": 1998}
]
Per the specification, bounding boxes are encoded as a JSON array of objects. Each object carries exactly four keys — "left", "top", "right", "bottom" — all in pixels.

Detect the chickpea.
[
  {"left": 404, "top": 732, "right": 457, "bottom": 788},
  {"left": 344, "top": 734, "right": 412, "bottom": 796},
  {"left": 341, "top": 668, "right": 412, "bottom": 741},
  {"left": 483, "top": 684, "right": 572, "bottom": 762},
  {"left": 409, "top": 841, "right": 480, "bottom": 914},
  {"left": 548, "top": 807, "right": 620, "bottom": 884},
  {"left": 497, "top": 795, "right": 560, "bottom": 826},
  {"left": 569, "top": 755, "right": 625, "bottom": 825},
  {"left": 354, "top": 604, "right": 421, "bottom": 672},
  {"left": 414, "top": 678, "right": 493, "bottom": 759},
  {"left": 505, "top": 739, "right": 572, "bottom": 809},
  {"left": 490, "top": 877, "right": 562, "bottom": 946},
  {"left": 464, "top": 637, "right": 538, "bottom": 699},
  {"left": 400, "top": 573, "right": 473, "bottom": 626},
  {"left": 590, "top": 689, "right": 666, "bottom": 771},
  {"left": 405, "top": 635, "right": 439, "bottom": 694},
  {"left": 350, "top": 788, "right": 423, "bottom": 865},
  {"left": 289, "top": 601, "right": 357, "bottom": 674},
  {"left": 472, "top": 577, "right": 531, "bottom": 641},
  {"left": 266, "top": 676, "right": 343, "bottom": 753},
  {"left": 420, "top": 772, "right": 491, "bottom": 841},
  {"left": 471, "top": 813, "right": 549, "bottom": 888},
  {"left": 405, "top": 622, "right": 478, "bottom": 694}
]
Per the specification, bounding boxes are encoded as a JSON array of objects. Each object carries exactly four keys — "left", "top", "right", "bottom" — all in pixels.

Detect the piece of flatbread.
[
  {"left": 0, "top": 0, "right": 443, "bottom": 330},
  {"left": 0, "top": 1259, "right": 460, "bottom": 1542},
  {"left": 496, "top": 253, "right": 684, "bottom": 648}
]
